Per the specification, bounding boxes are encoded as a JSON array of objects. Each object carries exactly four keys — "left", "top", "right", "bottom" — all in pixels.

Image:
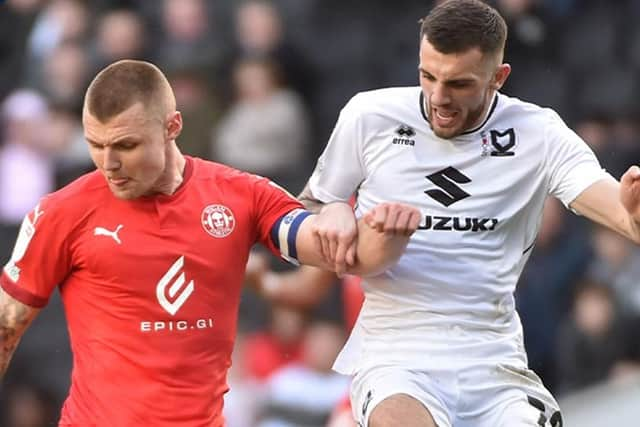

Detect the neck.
[
  {"left": 467, "top": 90, "right": 497, "bottom": 132},
  {"left": 157, "top": 142, "right": 186, "bottom": 196}
]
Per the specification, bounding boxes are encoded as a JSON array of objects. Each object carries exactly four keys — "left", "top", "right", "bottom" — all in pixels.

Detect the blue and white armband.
[{"left": 271, "top": 208, "right": 312, "bottom": 265}]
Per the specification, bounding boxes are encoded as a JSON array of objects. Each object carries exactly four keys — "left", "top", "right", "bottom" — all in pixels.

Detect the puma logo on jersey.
[
  {"left": 94, "top": 225, "right": 124, "bottom": 244},
  {"left": 31, "top": 203, "right": 44, "bottom": 225}
]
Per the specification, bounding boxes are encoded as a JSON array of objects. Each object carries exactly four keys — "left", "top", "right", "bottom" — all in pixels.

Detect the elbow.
[{"left": 348, "top": 257, "right": 398, "bottom": 278}]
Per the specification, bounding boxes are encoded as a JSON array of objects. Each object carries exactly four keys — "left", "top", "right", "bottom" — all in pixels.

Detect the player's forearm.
[
  {"left": 258, "top": 267, "right": 336, "bottom": 307},
  {"left": 626, "top": 213, "right": 640, "bottom": 244},
  {"left": 0, "top": 289, "right": 38, "bottom": 379},
  {"left": 348, "top": 219, "right": 410, "bottom": 277}
]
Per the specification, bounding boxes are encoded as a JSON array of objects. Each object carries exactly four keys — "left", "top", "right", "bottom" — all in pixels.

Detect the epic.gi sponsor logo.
[
  {"left": 425, "top": 167, "right": 471, "bottom": 207},
  {"left": 140, "top": 318, "right": 214, "bottom": 333},
  {"left": 201, "top": 204, "right": 235, "bottom": 238},
  {"left": 156, "top": 256, "right": 194, "bottom": 315},
  {"left": 141, "top": 256, "right": 214, "bottom": 333}
]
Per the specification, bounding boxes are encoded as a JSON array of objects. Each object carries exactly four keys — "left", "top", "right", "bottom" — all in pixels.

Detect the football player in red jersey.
[{"left": 0, "top": 60, "right": 421, "bottom": 427}]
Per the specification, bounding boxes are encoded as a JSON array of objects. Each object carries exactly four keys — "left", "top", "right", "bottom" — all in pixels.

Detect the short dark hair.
[
  {"left": 420, "top": 0, "right": 507, "bottom": 56},
  {"left": 84, "top": 60, "right": 174, "bottom": 122}
]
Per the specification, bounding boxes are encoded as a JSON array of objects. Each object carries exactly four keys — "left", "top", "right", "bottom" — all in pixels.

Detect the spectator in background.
[
  {"left": 168, "top": 65, "right": 221, "bottom": 160},
  {"left": 40, "top": 41, "right": 90, "bottom": 110},
  {"left": 231, "top": 0, "right": 315, "bottom": 104},
  {"left": 24, "top": 0, "right": 89, "bottom": 88},
  {"left": 0, "top": 89, "right": 54, "bottom": 226},
  {"left": 0, "top": 0, "right": 42, "bottom": 99},
  {"left": 515, "top": 197, "right": 591, "bottom": 391},
  {"left": 213, "top": 56, "right": 310, "bottom": 193},
  {"left": 258, "top": 319, "right": 350, "bottom": 427},
  {"left": 243, "top": 305, "right": 307, "bottom": 383},
  {"left": 608, "top": 118, "right": 640, "bottom": 180},
  {"left": 90, "top": 8, "right": 148, "bottom": 73},
  {"left": 154, "top": 0, "right": 227, "bottom": 77},
  {"left": 1, "top": 382, "right": 57, "bottom": 427},
  {"left": 587, "top": 225, "right": 640, "bottom": 317},
  {"left": 46, "top": 104, "right": 93, "bottom": 188},
  {"left": 576, "top": 115, "right": 640, "bottom": 181},
  {"left": 555, "top": 278, "right": 628, "bottom": 395},
  {"left": 495, "top": 0, "right": 557, "bottom": 65},
  {"left": 224, "top": 333, "right": 264, "bottom": 427}
]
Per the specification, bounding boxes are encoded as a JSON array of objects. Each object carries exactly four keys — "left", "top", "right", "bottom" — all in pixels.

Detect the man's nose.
[
  {"left": 103, "top": 147, "right": 121, "bottom": 171},
  {"left": 430, "top": 83, "right": 451, "bottom": 106}
]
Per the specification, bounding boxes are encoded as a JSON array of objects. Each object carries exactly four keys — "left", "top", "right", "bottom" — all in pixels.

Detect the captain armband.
[{"left": 271, "top": 209, "right": 312, "bottom": 265}]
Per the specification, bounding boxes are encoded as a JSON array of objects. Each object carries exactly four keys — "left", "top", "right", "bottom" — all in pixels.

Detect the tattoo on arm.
[
  {"left": 0, "top": 288, "right": 39, "bottom": 378},
  {"left": 297, "top": 182, "right": 326, "bottom": 213}
]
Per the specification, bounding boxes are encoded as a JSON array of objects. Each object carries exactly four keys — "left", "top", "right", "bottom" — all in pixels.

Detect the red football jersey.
[{"left": 0, "top": 157, "right": 303, "bottom": 426}]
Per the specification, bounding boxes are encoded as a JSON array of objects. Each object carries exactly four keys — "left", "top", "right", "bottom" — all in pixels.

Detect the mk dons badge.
[{"left": 201, "top": 204, "right": 235, "bottom": 238}]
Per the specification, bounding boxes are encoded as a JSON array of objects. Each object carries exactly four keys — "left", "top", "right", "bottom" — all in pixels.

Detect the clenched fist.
[{"left": 363, "top": 202, "right": 422, "bottom": 236}]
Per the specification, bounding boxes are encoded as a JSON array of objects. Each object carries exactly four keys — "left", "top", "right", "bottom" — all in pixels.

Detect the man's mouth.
[
  {"left": 108, "top": 177, "right": 129, "bottom": 187},
  {"left": 432, "top": 108, "right": 458, "bottom": 127}
]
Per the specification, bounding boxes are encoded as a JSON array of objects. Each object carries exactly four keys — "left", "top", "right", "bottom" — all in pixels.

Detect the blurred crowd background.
[{"left": 1, "top": 0, "right": 640, "bottom": 426}]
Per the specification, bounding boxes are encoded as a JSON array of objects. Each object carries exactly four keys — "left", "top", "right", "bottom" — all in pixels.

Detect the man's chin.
[
  {"left": 430, "top": 124, "right": 462, "bottom": 139},
  {"left": 108, "top": 186, "right": 139, "bottom": 200}
]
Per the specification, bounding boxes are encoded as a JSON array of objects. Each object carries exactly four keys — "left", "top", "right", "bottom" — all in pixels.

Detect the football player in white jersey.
[{"left": 297, "top": 1, "right": 640, "bottom": 426}]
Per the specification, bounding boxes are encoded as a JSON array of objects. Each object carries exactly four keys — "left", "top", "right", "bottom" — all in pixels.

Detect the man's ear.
[
  {"left": 166, "top": 111, "right": 183, "bottom": 141},
  {"left": 492, "top": 63, "right": 511, "bottom": 90}
]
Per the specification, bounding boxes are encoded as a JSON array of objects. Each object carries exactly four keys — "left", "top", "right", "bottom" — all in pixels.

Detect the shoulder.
[
  {"left": 26, "top": 170, "right": 106, "bottom": 236},
  {"left": 190, "top": 157, "right": 273, "bottom": 190},
  {"left": 342, "top": 86, "right": 421, "bottom": 117},
  {"left": 43, "top": 170, "right": 107, "bottom": 215},
  {"left": 495, "top": 92, "right": 565, "bottom": 127}
]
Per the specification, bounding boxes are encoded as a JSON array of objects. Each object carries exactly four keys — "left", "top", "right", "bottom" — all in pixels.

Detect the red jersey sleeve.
[
  {"left": 0, "top": 196, "right": 73, "bottom": 307},
  {"left": 250, "top": 177, "right": 304, "bottom": 257}
]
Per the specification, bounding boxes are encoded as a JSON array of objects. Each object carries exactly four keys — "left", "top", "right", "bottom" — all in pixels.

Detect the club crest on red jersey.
[{"left": 201, "top": 204, "right": 235, "bottom": 238}]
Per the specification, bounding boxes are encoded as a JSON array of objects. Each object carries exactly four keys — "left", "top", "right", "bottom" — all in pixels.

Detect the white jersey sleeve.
[
  {"left": 544, "top": 110, "right": 609, "bottom": 207},
  {"left": 308, "top": 94, "right": 367, "bottom": 202}
]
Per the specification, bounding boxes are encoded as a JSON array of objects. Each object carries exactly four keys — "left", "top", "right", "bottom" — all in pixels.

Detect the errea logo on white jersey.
[
  {"left": 156, "top": 256, "right": 194, "bottom": 315},
  {"left": 392, "top": 124, "right": 416, "bottom": 146}
]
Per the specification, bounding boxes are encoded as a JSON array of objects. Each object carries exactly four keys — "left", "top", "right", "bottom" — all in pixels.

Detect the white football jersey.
[{"left": 308, "top": 87, "right": 609, "bottom": 374}]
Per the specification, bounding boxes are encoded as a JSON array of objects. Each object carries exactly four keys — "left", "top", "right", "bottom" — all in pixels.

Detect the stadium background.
[{"left": 1, "top": 0, "right": 640, "bottom": 425}]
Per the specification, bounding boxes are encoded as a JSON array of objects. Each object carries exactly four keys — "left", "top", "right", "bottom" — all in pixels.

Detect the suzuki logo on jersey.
[
  {"left": 425, "top": 167, "right": 471, "bottom": 207},
  {"left": 201, "top": 204, "right": 235, "bottom": 238},
  {"left": 418, "top": 215, "right": 498, "bottom": 232},
  {"left": 393, "top": 124, "right": 416, "bottom": 146},
  {"left": 156, "top": 256, "right": 194, "bottom": 316},
  {"left": 490, "top": 128, "right": 516, "bottom": 156}
]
